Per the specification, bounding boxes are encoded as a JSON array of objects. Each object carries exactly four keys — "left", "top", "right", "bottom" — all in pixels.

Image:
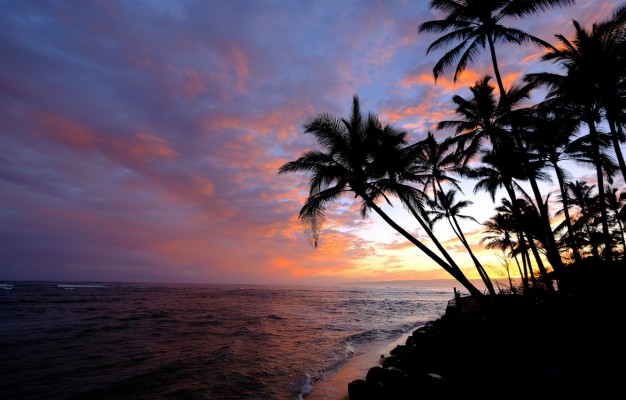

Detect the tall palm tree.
[
  {"left": 440, "top": 76, "right": 564, "bottom": 271},
  {"left": 466, "top": 147, "right": 555, "bottom": 286},
  {"left": 278, "top": 95, "right": 485, "bottom": 299},
  {"left": 438, "top": 76, "right": 530, "bottom": 164},
  {"left": 418, "top": 0, "right": 575, "bottom": 98},
  {"left": 439, "top": 76, "right": 526, "bottom": 166},
  {"left": 593, "top": 4, "right": 626, "bottom": 182},
  {"left": 525, "top": 19, "right": 620, "bottom": 260},
  {"left": 523, "top": 109, "right": 584, "bottom": 261}
]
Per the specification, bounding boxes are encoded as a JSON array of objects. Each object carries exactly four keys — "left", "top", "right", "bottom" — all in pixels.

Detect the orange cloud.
[
  {"left": 34, "top": 111, "right": 99, "bottom": 150},
  {"left": 181, "top": 68, "right": 209, "bottom": 99},
  {"left": 401, "top": 70, "right": 483, "bottom": 91},
  {"left": 129, "top": 132, "right": 178, "bottom": 161},
  {"left": 33, "top": 111, "right": 179, "bottom": 164},
  {"left": 226, "top": 45, "right": 250, "bottom": 93}
]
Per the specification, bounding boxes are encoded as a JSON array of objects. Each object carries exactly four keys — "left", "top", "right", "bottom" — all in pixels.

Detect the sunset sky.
[{"left": 2, "top": 0, "right": 624, "bottom": 285}]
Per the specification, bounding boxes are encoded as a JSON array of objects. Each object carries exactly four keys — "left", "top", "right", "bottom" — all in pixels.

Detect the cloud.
[{"left": 1, "top": 0, "right": 619, "bottom": 284}]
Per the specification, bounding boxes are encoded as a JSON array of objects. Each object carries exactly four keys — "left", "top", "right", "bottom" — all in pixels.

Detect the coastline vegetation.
[
  {"left": 280, "top": 1, "right": 626, "bottom": 397},
  {"left": 279, "top": 0, "right": 626, "bottom": 301}
]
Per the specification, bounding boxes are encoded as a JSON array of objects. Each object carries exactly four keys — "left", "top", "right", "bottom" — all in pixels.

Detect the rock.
[
  {"left": 365, "top": 366, "right": 385, "bottom": 385},
  {"left": 347, "top": 379, "right": 370, "bottom": 400}
]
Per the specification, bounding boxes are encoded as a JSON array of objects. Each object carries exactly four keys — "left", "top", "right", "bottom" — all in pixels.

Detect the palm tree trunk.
[
  {"left": 525, "top": 172, "right": 565, "bottom": 272},
  {"left": 365, "top": 198, "right": 486, "bottom": 300},
  {"left": 503, "top": 182, "right": 550, "bottom": 290},
  {"left": 608, "top": 120, "right": 626, "bottom": 182},
  {"left": 400, "top": 195, "right": 466, "bottom": 275},
  {"left": 449, "top": 215, "right": 496, "bottom": 295},
  {"left": 434, "top": 181, "right": 496, "bottom": 295},
  {"left": 487, "top": 34, "right": 507, "bottom": 98},
  {"left": 361, "top": 196, "right": 484, "bottom": 301},
  {"left": 508, "top": 122, "right": 564, "bottom": 272},
  {"left": 553, "top": 161, "right": 581, "bottom": 261},
  {"left": 488, "top": 30, "right": 563, "bottom": 272},
  {"left": 586, "top": 120, "right": 613, "bottom": 260}
]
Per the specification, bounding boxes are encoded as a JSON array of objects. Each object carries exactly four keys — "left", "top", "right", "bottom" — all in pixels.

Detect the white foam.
[{"left": 57, "top": 284, "right": 105, "bottom": 289}]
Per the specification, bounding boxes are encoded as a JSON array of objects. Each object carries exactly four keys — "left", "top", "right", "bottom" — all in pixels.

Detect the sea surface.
[{"left": 0, "top": 281, "right": 456, "bottom": 400}]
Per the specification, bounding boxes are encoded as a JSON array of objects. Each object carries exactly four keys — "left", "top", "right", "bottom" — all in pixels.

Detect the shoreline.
[
  {"left": 344, "top": 260, "right": 626, "bottom": 399},
  {"left": 306, "top": 328, "right": 424, "bottom": 400}
]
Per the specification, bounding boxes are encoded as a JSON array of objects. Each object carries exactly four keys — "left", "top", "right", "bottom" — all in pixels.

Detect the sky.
[{"left": 2, "top": 0, "right": 624, "bottom": 285}]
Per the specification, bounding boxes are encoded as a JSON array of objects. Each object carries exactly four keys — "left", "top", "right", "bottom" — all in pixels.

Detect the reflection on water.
[{"left": 0, "top": 282, "right": 452, "bottom": 399}]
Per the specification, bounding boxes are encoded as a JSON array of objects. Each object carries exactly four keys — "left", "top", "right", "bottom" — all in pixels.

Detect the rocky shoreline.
[{"left": 347, "top": 260, "right": 625, "bottom": 399}]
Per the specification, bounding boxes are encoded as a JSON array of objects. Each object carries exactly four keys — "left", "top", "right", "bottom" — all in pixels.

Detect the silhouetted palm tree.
[
  {"left": 279, "top": 95, "right": 485, "bottom": 299},
  {"left": 418, "top": 0, "right": 575, "bottom": 97},
  {"left": 440, "top": 76, "right": 564, "bottom": 271},
  {"left": 524, "top": 109, "right": 583, "bottom": 260},
  {"left": 605, "top": 186, "right": 626, "bottom": 256},
  {"left": 410, "top": 132, "right": 496, "bottom": 294},
  {"left": 438, "top": 76, "right": 530, "bottom": 164},
  {"left": 592, "top": 4, "right": 626, "bottom": 181},
  {"left": 525, "top": 18, "right": 621, "bottom": 260},
  {"left": 482, "top": 206, "right": 528, "bottom": 291},
  {"left": 467, "top": 147, "right": 557, "bottom": 288},
  {"left": 369, "top": 130, "right": 471, "bottom": 281},
  {"left": 565, "top": 180, "right": 602, "bottom": 258},
  {"left": 429, "top": 189, "right": 497, "bottom": 295}
]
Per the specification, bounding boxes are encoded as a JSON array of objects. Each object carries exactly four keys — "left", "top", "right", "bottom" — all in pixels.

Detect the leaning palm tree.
[
  {"left": 410, "top": 132, "right": 496, "bottom": 294},
  {"left": 278, "top": 95, "right": 485, "bottom": 299},
  {"left": 418, "top": 0, "right": 575, "bottom": 98},
  {"left": 371, "top": 135, "right": 472, "bottom": 281},
  {"left": 429, "top": 189, "right": 497, "bottom": 295}
]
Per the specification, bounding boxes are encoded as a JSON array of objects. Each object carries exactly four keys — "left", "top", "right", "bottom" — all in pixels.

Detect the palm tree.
[
  {"left": 409, "top": 132, "right": 496, "bottom": 294},
  {"left": 418, "top": 0, "right": 575, "bottom": 98},
  {"left": 605, "top": 186, "right": 626, "bottom": 256},
  {"left": 593, "top": 4, "right": 626, "bottom": 182},
  {"left": 523, "top": 109, "right": 583, "bottom": 261},
  {"left": 412, "top": 132, "right": 463, "bottom": 196},
  {"left": 440, "top": 76, "right": 565, "bottom": 271},
  {"left": 482, "top": 209, "right": 528, "bottom": 292},
  {"left": 466, "top": 147, "right": 556, "bottom": 288},
  {"left": 438, "top": 76, "right": 531, "bottom": 164},
  {"left": 278, "top": 95, "right": 485, "bottom": 299},
  {"left": 525, "top": 19, "right": 620, "bottom": 260},
  {"left": 429, "top": 189, "right": 497, "bottom": 295},
  {"left": 371, "top": 136, "right": 473, "bottom": 283},
  {"left": 564, "top": 180, "right": 602, "bottom": 258}
]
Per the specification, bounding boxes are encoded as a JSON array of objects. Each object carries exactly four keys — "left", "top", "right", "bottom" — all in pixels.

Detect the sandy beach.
[{"left": 307, "top": 330, "right": 420, "bottom": 400}]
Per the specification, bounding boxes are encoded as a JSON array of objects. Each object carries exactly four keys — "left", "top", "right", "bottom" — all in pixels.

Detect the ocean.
[{"left": 0, "top": 281, "right": 456, "bottom": 400}]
